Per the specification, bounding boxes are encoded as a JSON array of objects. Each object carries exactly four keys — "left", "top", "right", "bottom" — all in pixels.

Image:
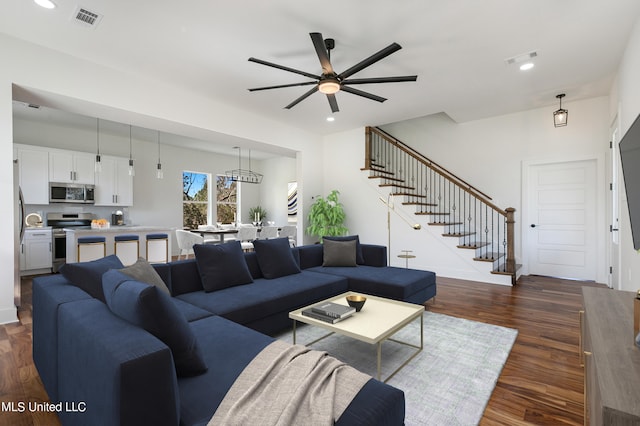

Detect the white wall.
[
  {"left": 0, "top": 34, "right": 322, "bottom": 324},
  {"left": 321, "top": 97, "right": 610, "bottom": 284},
  {"left": 614, "top": 15, "right": 640, "bottom": 292},
  {"left": 259, "top": 157, "right": 297, "bottom": 226}
]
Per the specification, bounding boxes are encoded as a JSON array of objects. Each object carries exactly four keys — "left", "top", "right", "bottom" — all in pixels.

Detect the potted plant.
[
  {"left": 306, "top": 190, "right": 348, "bottom": 241},
  {"left": 248, "top": 206, "right": 267, "bottom": 224}
]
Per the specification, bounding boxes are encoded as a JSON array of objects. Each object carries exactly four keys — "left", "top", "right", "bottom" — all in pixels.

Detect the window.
[
  {"left": 216, "top": 175, "right": 237, "bottom": 223},
  {"left": 183, "top": 171, "right": 209, "bottom": 229}
]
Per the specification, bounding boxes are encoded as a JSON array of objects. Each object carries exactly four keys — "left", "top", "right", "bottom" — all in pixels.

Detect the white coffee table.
[{"left": 289, "top": 291, "right": 424, "bottom": 382}]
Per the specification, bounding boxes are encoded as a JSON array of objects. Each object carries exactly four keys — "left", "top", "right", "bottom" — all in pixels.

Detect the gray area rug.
[{"left": 278, "top": 311, "right": 518, "bottom": 425}]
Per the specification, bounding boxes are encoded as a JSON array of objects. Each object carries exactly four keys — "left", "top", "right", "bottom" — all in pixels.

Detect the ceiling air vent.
[
  {"left": 505, "top": 51, "right": 538, "bottom": 66},
  {"left": 72, "top": 6, "right": 103, "bottom": 28}
]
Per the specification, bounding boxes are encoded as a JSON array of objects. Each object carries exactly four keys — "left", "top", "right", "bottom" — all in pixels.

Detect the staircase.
[{"left": 362, "top": 127, "right": 519, "bottom": 285}]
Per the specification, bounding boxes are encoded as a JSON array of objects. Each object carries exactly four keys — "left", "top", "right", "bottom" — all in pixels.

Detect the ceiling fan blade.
[
  {"left": 248, "top": 57, "right": 321, "bottom": 80},
  {"left": 310, "top": 32, "right": 334, "bottom": 75},
  {"left": 248, "top": 81, "right": 317, "bottom": 92},
  {"left": 285, "top": 86, "right": 319, "bottom": 109},
  {"left": 338, "top": 43, "right": 402, "bottom": 80},
  {"left": 342, "top": 75, "right": 417, "bottom": 85},
  {"left": 340, "top": 86, "right": 387, "bottom": 103},
  {"left": 327, "top": 94, "right": 339, "bottom": 113}
]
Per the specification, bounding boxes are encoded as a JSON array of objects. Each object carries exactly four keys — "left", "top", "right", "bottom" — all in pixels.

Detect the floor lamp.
[{"left": 379, "top": 193, "right": 422, "bottom": 265}]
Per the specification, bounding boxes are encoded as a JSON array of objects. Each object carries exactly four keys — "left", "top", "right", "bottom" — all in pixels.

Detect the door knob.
[{"left": 530, "top": 224, "right": 536, "bottom": 228}]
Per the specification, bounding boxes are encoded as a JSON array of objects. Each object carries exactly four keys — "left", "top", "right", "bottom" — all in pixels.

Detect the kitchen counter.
[
  {"left": 64, "top": 226, "right": 175, "bottom": 263},
  {"left": 65, "top": 226, "right": 173, "bottom": 233}
]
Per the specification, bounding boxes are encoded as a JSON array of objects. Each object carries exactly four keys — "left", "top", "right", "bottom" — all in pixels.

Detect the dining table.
[{"left": 193, "top": 227, "right": 238, "bottom": 244}]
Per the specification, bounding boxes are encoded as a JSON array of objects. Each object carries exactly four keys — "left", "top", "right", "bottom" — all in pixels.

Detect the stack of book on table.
[{"left": 302, "top": 302, "right": 356, "bottom": 324}]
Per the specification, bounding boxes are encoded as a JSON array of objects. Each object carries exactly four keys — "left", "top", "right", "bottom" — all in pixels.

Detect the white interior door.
[{"left": 527, "top": 160, "right": 597, "bottom": 280}]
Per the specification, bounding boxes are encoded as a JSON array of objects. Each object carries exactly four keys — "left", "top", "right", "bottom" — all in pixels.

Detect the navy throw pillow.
[
  {"left": 59, "top": 254, "right": 124, "bottom": 302},
  {"left": 193, "top": 241, "right": 254, "bottom": 292},
  {"left": 323, "top": 235, "right": 365, "bottom": 264},
  {"left": 253, "top": 237, "right": 301, "bottom": 279},
  {"left": 102, "top": 269, "right": 208, "bottom": 377}
]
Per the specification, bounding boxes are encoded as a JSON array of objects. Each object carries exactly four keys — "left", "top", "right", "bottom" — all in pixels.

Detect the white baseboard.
[{"left": 0, "top": 306, "right": 18, "bottom": 325}]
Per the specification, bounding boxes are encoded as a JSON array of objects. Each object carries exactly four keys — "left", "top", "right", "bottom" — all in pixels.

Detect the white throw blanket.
[{"left": 208, "top": 340, "right": 370, "bottom": 426}]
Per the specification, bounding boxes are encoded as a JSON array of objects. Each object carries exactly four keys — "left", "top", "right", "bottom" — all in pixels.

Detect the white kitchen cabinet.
[
  {"left": 21, "top": 228, "right": 53, "bottom": 274},
  {"left": 15, "top": 145, "right": 49, "bottom": 204},
  {"left": 49, "top": 150, "right": 95, "bottom": 184},
  {"left": 94, "top": 155, "right": 133, "bottom": 206}
]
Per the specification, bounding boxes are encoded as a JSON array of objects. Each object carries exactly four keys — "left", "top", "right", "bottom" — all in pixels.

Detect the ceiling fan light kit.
[
  {"left": 318, "top": 79, "right": 340, "bottom": 94},
  {"left": 248, "top": 32, "right": 417, "bottom": 113}
]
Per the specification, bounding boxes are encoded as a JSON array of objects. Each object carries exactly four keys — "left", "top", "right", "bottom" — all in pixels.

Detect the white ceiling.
[{"left": 4, "top": 0, "right": 640, "bottom": 145}]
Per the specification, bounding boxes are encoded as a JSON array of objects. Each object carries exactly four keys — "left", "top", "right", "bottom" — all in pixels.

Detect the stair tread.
[
  {"left": 491, "top": 264, "right": 522, "bottom": 276},
  {"left": 415, "top": 212, "right": 450, "bottom": 215},
  {"left": 442, "top": 232, "right": 475, "bottom": 237},
  {"left": 369, "top": 175, "right": 404, "bottom": 182},
  {"left": 457, "top": 242, "right": 489, "bottom": 249},
  {"left": 473, "top": 252, "right": 505, "bottom": 262},
  {"left": 391, "top": 192, "right": 426, "bottom": 198},
  {"left": 380, "top": 184, "right": 415, "bottom": 190},
  {"left": 427, "top": 222, "right": 463, "bottom": 226},
  {"left": 403, "top": 202, "right": 438, "bottom": 207}
]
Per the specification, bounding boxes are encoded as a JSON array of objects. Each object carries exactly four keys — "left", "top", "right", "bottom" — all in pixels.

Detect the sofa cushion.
[
  {"left": 324, "top": 235, "right": 365, "bottom": 264},
  {"left": 193, "top": 241, "right": 254, "bottom": 292},
  {"left": 310, "top": 265, "right": 436, "bottom": 303},
  {"left": 102, "top": 269, "right": 208, "bottom": 377},
  {"left": 121, "top": 257, "right": 171, "bottom": 295},
  {"left": 176, "top": 271, "right": 348, "bottom": 327},
  {"left": 177, "top": 315, "right": 274, "bottom": 426},
  {"left": 322, "top": 238, "right": 357, "bottom": 267},
  {"left": 253, "top": 237, "right": 301, "bottom": 279},
  {"left": 59, "top": 254, "right": 124, "bottom": 302}
]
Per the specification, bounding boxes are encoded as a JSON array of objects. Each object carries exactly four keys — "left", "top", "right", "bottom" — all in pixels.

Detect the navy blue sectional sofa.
[{"left": 33, "top": 240, "right": 436, "bottom": 426}]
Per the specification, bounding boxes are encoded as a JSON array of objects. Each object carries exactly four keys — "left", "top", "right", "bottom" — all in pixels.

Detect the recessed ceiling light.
[
  {"left": 34, "top": 0, "right": 56, "bottom": 9},
  {"left": 519, "top": 62, "right": 534, "bottom": 71},
  {"left": 326, "top": 116, "right": 335, "bottom": 122}
]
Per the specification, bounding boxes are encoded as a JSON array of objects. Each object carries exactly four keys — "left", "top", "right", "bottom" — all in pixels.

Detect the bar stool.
[
  {"left": 77, "top": 236, "right": 106, "bottom": 262},
  {"left": 146, "top": 233, "right": 168, "bottom": 263},
  {"left": 114, "top": 234, "right": 139, "bottom": 266}
]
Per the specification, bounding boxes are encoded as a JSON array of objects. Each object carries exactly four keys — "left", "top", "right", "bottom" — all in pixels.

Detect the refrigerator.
[{"left": 14, "top": 159, "right": 24, "bottom": 308}]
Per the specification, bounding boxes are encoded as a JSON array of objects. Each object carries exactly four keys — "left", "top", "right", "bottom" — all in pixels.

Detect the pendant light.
[
  {"left": 156, "top": 131, "right": 163, "bottom": 179},
  {"left": 553, "top": 93, "right": 568, "bottom": 127},
  {"left": 94, "top": 118, "right": 102, "bottom": 173},
  {"left": 128, "top": 125, "right": 135, "bottom": 176},
  {"left": 224, "top": 146, "right": 263, "bottom": 184}
]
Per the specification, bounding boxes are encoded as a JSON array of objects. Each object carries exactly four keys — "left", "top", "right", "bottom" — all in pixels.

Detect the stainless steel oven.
[{"left": 47, "top": 212, "right": 95, "bottom": 272}]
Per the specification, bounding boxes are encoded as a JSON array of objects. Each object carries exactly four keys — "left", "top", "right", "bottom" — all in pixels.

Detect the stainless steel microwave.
[{"left": 49, "top": 182, "right": 95, "bottom": 204}]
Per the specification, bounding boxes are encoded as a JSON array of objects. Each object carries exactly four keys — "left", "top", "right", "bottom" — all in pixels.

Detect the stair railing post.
[
  {"left": 505, "top": 207, "right": 516, "bottom": 274},
  {"left": 365, "top": 127, "right": 373, "bottom": 169}
]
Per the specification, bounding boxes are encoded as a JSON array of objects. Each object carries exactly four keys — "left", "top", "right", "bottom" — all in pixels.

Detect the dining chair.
[
  {"left": 278, "top": 225, "right": 297, "bottom": 247},
  {"left": 257, "top": 226, "right": 279, "bottom": 240},
  {"left": 175, "top": 229, "right": 205, "bottom": 259},
  {"left": 236, "top": 225, "right": 258, "bottom": 251}
]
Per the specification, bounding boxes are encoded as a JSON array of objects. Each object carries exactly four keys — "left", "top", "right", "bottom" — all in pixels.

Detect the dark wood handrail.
[
  {"left": 367, "top": 127, "right": 505, "bottom": 216},
  {"left": 364, "top": 126, "right": 516, "bottom": 275}
]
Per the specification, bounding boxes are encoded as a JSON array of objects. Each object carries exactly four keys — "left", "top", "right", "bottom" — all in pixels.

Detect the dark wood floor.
[{"left": 0, "top": 274, "right": 602, "bottom": 425}]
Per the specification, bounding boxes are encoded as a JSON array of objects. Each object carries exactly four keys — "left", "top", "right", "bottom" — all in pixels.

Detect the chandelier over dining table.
[{"left": 225, "top": 147, "right": 263, "bottom": 184}]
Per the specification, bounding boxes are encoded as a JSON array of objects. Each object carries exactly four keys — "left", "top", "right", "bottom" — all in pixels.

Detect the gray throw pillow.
[
  {"left": 120, "top": 257, "right": 171, "bottom": 295},
  {"left": 322, "top": 238, "right": 357, "bottom": 267}
]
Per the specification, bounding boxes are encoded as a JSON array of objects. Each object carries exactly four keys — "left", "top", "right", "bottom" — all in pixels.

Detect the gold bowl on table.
[{"left": 346, "top": 295, "right": 367, "bottom": 312}]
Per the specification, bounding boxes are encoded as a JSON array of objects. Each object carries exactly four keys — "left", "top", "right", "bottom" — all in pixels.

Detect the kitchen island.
[{"left": 64, "top": 226, "right": 174, "bottom": 263}]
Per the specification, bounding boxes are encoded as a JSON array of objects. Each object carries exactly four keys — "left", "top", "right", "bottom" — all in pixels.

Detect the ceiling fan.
[{"left": 248, "top": 32, "right": 418, "bottom": 113}]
